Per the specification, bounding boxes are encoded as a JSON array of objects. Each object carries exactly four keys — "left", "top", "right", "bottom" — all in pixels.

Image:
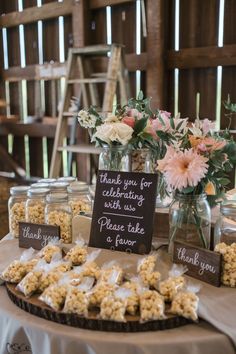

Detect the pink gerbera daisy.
[{"left": 163, "top": 149, "right": 208, "bottom": 191}]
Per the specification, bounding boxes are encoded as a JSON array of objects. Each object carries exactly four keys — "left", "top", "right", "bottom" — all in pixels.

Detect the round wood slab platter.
[{"left": 6, "top": 283, "right": 191, "bottom": 332}]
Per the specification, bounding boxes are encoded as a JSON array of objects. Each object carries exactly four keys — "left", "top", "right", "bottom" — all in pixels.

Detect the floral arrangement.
[
  {"left": 156, "top": 116, "right": 236, "bottom": 204},
  {"left": 77, "top": 92, "right": 188, "bottom": 155}
]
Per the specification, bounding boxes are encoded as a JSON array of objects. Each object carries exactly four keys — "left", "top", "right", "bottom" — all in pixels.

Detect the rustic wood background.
[{"left": 0, "top": 0, "right": 235, "bottom": 183}]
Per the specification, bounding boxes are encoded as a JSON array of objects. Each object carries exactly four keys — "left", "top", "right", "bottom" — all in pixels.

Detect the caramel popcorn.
[
  {"left": 9, "top": 201, "right": 26, "bottom": 238},
  {"left": 1, "top": 260, "right": 28, "bottom": 283},
  {"left": 25, "top": 258, "right": 39, "bottom": 273},
  {"left": 100, "top": 265, "right": 124, "bottom": 285},
  {"left": 215, "top": 242, "right": 236, "bottom": 287},
  {"left": 170, "top": 291, "right": 199, "bottom": 321},
  {"left": 46, "top": 210, "right": 72, "bottom": 244},
  {"left": 38, "top": 244, "right": 61, "bottom": 263},
  {"left": 123, "top": 281, "right": 139, "bottom": 315},
  {"left": 69, "top": 199, "right": 90, "bottom": 217},
  {"left": 137, "top": 255, "right": 156, "bottom": 274},
  {"left": 89, "top": 283, "right": 115, "bottom": 308},
  {"left": 131, "top": 150, "right": 151, "bottom": 173},
  {"left": 63, "top": 287, "right": 89, "bottom": 316},
  {"left": 100, "top": 295, "right": 126, "bottom": 322},
  {"left": 64, "top": 244, "right": 87, "bottom": 265},
  {"left": 17, "top": 271, "right": 42, "bottom": 297},
  {"left": 159, "top": 276, "right": 186, "bottom": 302},
  {"left": 26, "top": 201, "right": 45, "bottom": 224},
  {"left": 81, "top": 261, "right": 100, "bottom": 280},
  {"left": 38, "top": 271, "right": 62, "bottom": 293},
  {"left": 139, "top": 271, "right": 161, "bottom": 289},
  {"left": 53, "top": 261, "right": 72, "bottom": 273},
  {"left": 139, "top": 290, "right": 165, "bottom": 322},
  {"left": 39, "top": 284, "right": 68, "bottom": 311}
]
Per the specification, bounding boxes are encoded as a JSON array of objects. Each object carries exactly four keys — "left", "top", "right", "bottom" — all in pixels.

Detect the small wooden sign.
[
  {"left": 89, "top": 170, "right": 157, "bottom": 254},
  {"left": 173, "top": 241, "right": 222, "bottom": 287},
  {"left": 19, "top": 222, "right": 60, "bottom": 250}
]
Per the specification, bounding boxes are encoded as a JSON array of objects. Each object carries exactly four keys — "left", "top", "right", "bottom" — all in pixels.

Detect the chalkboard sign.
[
  {"left": 19, "top": 222, "right": 60, "bottom": 250},
  {"left": 89, "top": 170, "right": 158, "bottom": 254},
  {"left": 173, "top": 241, "right": 222, "bottom": 287}
]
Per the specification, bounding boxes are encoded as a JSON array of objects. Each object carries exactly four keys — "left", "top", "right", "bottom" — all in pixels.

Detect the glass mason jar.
[
  {"left": 131, "top": 148, "right": 154, "bottom": 173},
  {"left": 58, "top": 176, "right": 77, "bottom": 184},
  {"left": 26, "top": 188, "right": 50, "bottom": 224},
  {"left": 68, "top": 183, "right": 91, "bottom": 217},
  {"left": 169, "top": 193, "right": 211, "bottom": 255},
  {"left": 50, "top": 181, "right": 69, "bottom": 195},
  {"left": 45, "top": 193, "right": 72, "bottom": 244},
  {"left": 214, "top": 200, "right": 236, "bottom": 246},
  {"left": 8, "top": 186, "right": 30, "bottom": 238},
  {"left": 98, "top": 144, "right": 131, "bottom": 171},
  {"left": 155, "top": 172, "right": 173, "bottom": 208}
]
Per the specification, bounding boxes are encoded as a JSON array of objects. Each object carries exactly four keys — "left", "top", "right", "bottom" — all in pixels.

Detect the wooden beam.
[
  {"left": 146, "top": 0, "right": 165, "bottom": 108},
  {"left": 167, "top": 44, "right": 236, "bottom": 69},
  {"left": 2, "top": 62, "right": 67, "bottom": 81},
  {"left": 0, "top": 0, "right": 74, "bottom": 28},
  {"left": 1, "top": 53, "right": 147, "bottom": 82},
  {"left": 90, "top": 0, "right": 133, "bottom": 10},
  {"left": 0, "top": 122, "right": 57, "bottom": 138}
]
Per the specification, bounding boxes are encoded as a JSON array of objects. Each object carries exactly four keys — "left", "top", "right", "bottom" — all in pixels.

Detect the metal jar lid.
[
  {"left": 30, "top": 182, "right": 50, "bottom": 189},
  {"left": 10, "top": 186, "right": 30, "bottom": 195},
  {"left": 27, "top": 188, "right": 50, "bottom": 197},
  {"left": 58, "top": 176, "right": 77, "bottom": 183},
  {"left": 37, "top": 178, "right": 57, "bottom": 184}
]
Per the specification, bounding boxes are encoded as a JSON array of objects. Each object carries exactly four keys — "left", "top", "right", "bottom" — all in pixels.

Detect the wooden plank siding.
[{"left": 0, "top": 0, "right": 235, "bottom": 185}]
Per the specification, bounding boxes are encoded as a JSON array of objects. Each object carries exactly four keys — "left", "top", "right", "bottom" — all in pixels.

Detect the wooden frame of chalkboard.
[{"left": 89, "top": 170, "right": 158, "bottom": 254}]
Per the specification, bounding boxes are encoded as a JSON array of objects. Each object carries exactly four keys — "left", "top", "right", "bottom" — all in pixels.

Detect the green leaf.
[
  {"left": 218, "top": 177, "right": 231, "bottom": 186},
  {"left": 133, "top": 117, "right": 148, "bottom": 135},
  {"left": 137, "top": 90, "right": 144, "bottom": 100},
  {"left": 170, "top": 117, "right": 175, "bottom": 130},
  {"left": 181, "top": 186, "right": 195, "bottom": 194}
]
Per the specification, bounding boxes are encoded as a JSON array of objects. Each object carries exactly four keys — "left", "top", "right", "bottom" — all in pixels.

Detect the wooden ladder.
[{"left": 49, "top": 44, "right": 129, "bottom": 179}]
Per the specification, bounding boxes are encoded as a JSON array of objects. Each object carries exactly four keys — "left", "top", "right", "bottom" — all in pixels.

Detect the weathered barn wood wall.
[{"left": 0, "top": 0, "right": 235, "bottom": 183}]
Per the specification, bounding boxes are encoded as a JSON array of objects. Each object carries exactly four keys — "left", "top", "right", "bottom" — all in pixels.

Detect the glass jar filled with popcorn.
[
  {"left": 68, "top": 183, "right": 91, "bottom": 217},
  {"left": 8, "top": 186, "right": 30, "bottom": 238},
  {"left": 214, "top": 200, "right": 236, "bottom": 246},
  {"left": 50, "top": 181, "right": 69, "bottom": 195},
  {"left": 45, "top": 193, "right": 72, "bottom": 243},
  {"left": 26, "top": 188, "right": 50, "bottom": 224}
]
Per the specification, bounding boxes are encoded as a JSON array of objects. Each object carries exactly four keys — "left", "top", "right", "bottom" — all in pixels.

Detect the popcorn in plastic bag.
[
  {"left": 139, "top": 289, "right": 165, "bottom": 322},
  {"left": 215, "top": 242, "right": 236, "bottom": 287},
  {"left": 79, "top": 249, "right": 101, "bottom": 280},
  {"left": 170, "top": 283, "right": 200, "bottom": 321},
  {"left": 123, "top": 277, "right": 140, "bottom": 315},
  {"left": 39, "top": 275, "right": 70, "bottom": 311},
  {"left": 16, "top": 259, "right": 47, "bottom": 297},
  {"left": 100, "top": 261, "right": 124, "bottom": 285},
  {"left": 1, "top": 247, "right": 37, "bottom": 283},
  {"left": 89, "top": 270, "right": 119, "bottom": 308},
  {"left": 137, "top": 254, "right": 160, "bottom": 289},
  {"left": 100, "top": 287, "right": 132, "bottom": 322},
  {"left": 38, "top": 241, "right": 62, "bottom": 263},
  {"left": 63, "top": 277, "right": 94, "bottom": 317},
  {"left": 64, "top": 239, "right": 87, "bottom": 266},
  {"left": 159, "top": 264, "right": 187, "bottom": 302}
]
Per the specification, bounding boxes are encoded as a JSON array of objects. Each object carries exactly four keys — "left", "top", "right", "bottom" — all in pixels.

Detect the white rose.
[{"left": 92, "top": 122, "right": 133, "bottom": 146}]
